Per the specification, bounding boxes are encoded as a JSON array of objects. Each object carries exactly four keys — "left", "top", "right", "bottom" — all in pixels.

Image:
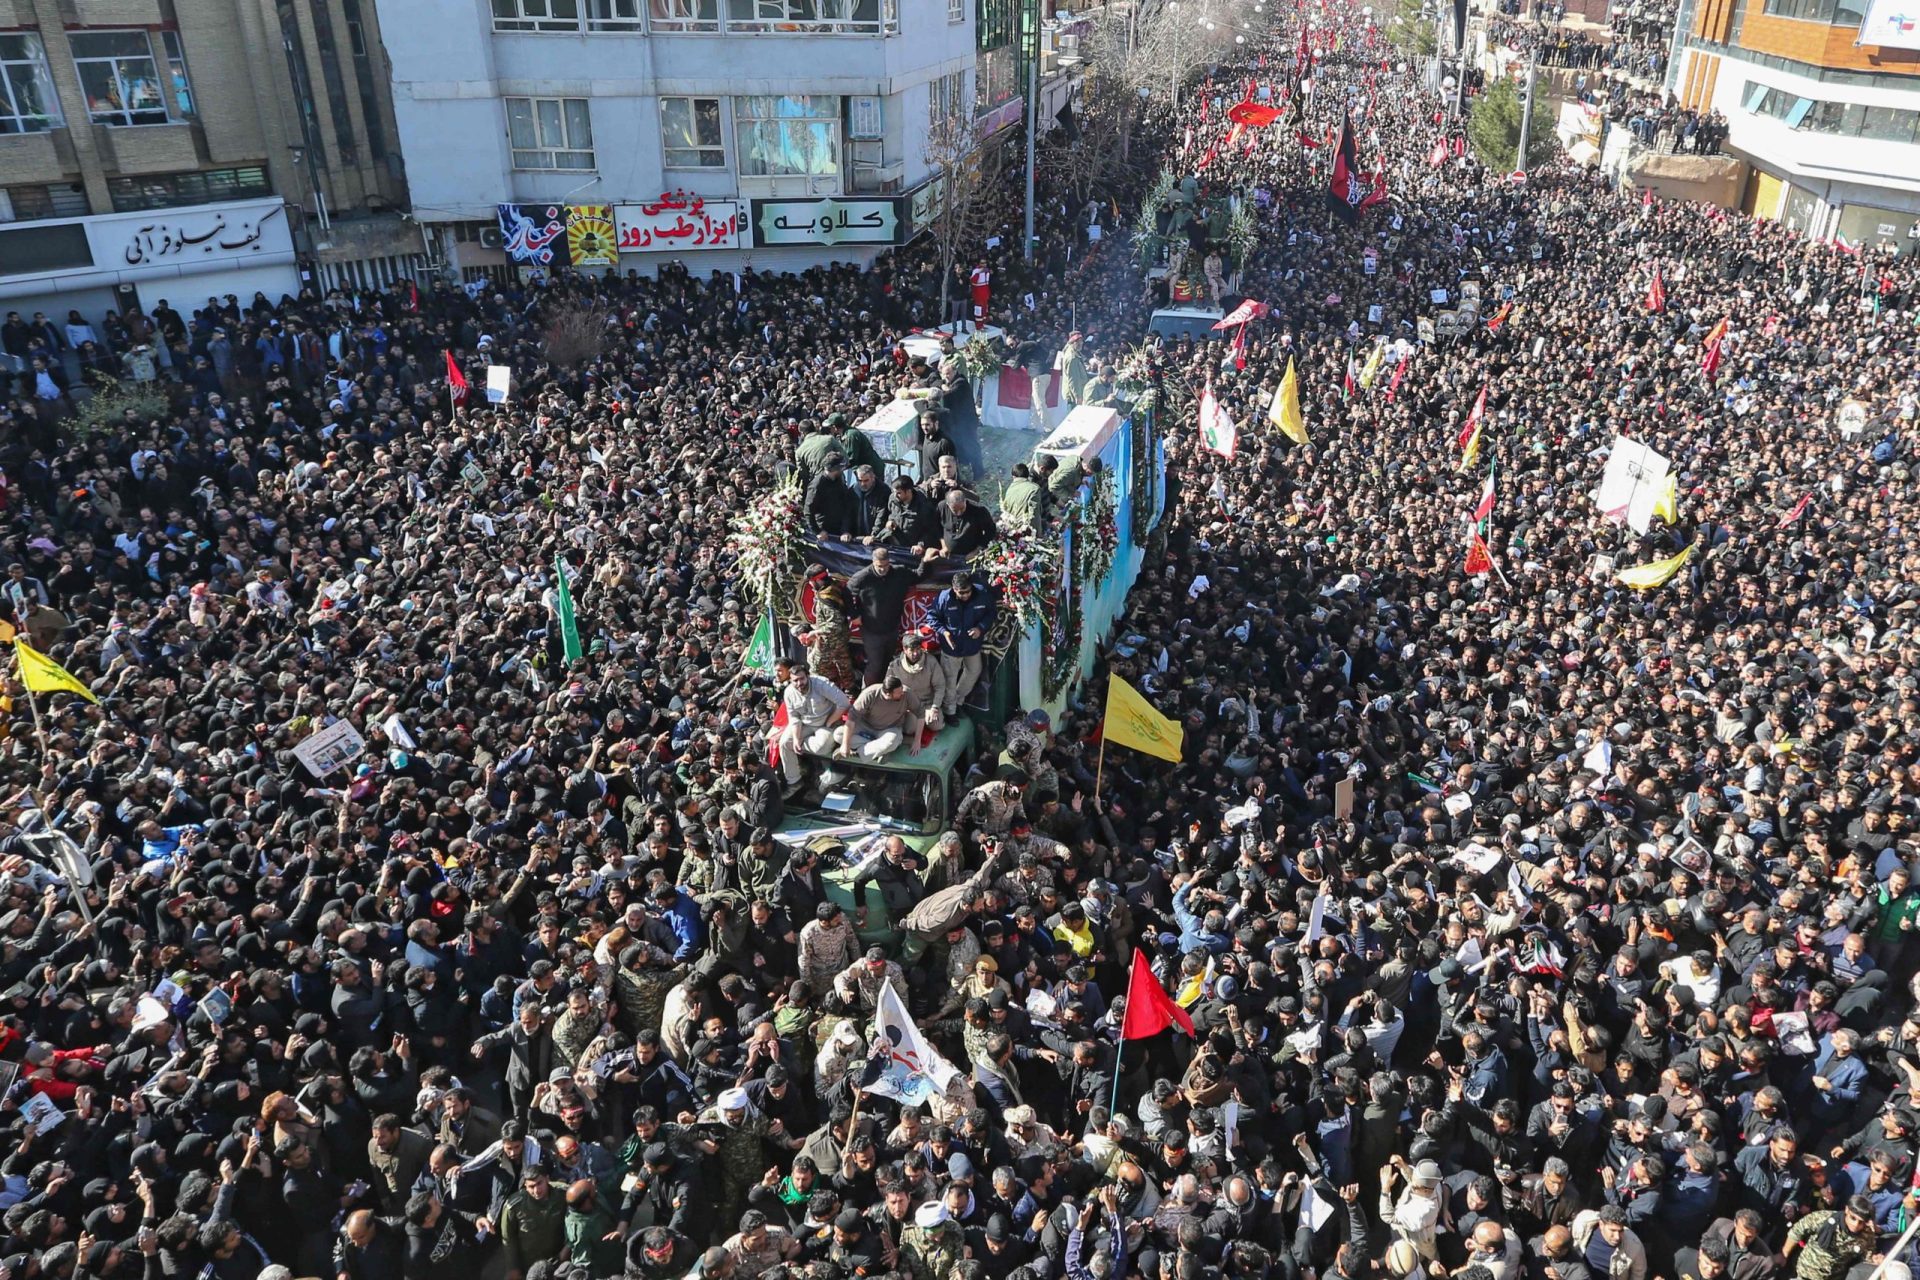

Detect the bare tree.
[
  {"left": 1043, "top": 9, "right": 1147, "bottom": 202},
  {"left": 922, "top": 105, "right": 1004, "bottom": 323},
  {"left": 1128, "top": 0, "right": 1231, "bottom": 110},
  {"left": 542, "top": 303, "right": 612, "bottom": 367}
]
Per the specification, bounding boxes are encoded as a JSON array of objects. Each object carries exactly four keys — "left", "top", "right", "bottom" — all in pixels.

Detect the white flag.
[
  {"left": 860, "top": 980, "right": 960, "bottom": 1107},
  {"left": 486, "top": 365, "right": 512, "bottom": 404}
]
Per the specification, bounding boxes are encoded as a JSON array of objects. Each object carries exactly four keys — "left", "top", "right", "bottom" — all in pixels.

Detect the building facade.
[
  {"left": 1670, "top": 0, "right": 1920, "bottom": 249},
  {"left": 0, "top": 0, "right": 413, "bottom": 331},
  {"left": 374, "top": 0, "right": 982, "bottom": 277}
]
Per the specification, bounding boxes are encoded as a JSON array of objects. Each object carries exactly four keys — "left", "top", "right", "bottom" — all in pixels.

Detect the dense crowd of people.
[{"left": 0, "top": 9, "right": 1918, "bottom": 1280}]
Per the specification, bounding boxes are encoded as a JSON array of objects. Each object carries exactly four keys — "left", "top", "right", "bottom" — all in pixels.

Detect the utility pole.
[
  {"left": 1023, "top": 0, "right": 1039, "bottom": 261},
  {"left": 1516, "top": 53, "right": 1537, "bottom": 173}
]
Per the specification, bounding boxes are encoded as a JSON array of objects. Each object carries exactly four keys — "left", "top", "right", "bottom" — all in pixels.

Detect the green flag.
[
  {"left": 554, "top": 554, "right": 583, "bottom": 664},
  {"left": 743, "top": 611, "right": 776, "bottom": 674}
]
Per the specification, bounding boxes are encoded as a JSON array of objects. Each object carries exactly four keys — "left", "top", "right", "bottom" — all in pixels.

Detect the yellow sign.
[{"left": 567, "top": 204, "right": 618, "bottom": 267}]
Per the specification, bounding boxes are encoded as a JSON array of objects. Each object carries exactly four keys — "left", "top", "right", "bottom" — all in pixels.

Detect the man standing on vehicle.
[
  {"left": 929, "top": 573, "right": 997, "bottom": 719},
  {"left": 848, "top": 546, "right": 914, "bottom": 686}
]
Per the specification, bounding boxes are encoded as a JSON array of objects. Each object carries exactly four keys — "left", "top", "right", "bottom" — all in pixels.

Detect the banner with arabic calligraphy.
[
  {"left": 496, "top": 204, "right": 569, "bottom": 266},
  {"left": 615, "top": 196, "right": 742, "bottom": 253},
  {"left": 566, "top": 205, "right": 618, "bottom": 267}
]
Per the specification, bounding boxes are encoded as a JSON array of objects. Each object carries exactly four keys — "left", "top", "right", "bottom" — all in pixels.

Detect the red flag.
[
  {"left": 445, "top": 351, "right": 469, "bottom": 404},
  {"left": 407, "top": 281, "right": 421, "bottom": 312},
  {"left": 1700, "top": 317, "right": 1728, "bottom": 380},
  {"left": 1777, "top": 492, "right": 1813, "bottom": 528},
  {"left": 1456, "top": 385, "right": 1488, "bottom": 449},
  {"left": 1646, "top": 267, "right": 1665, "bottom": 313},
  {"left": 1464, "top": 535, "right": 1493, "bottom": 576},
  {"left": 1121, "top": 951, "right": 1195, "bottom": 1040},
  {"left": 1472, "top": 469, "right": 1495, "bottom": 525},
  {"left": 1485, "top": 301, "right": 1513, "bottom": 332},
  {"left": 1642, "top": 186, "right": 1654, "bottom": 209},
  {"left": 1231, "top": 323, "right": 1249, "bottom": 371},
  {"left": 1384, "top": 354, "right": 1409, "bottom": 403},
  {"left": 767, "top": 699, "right": 790, "bottom": 770}
]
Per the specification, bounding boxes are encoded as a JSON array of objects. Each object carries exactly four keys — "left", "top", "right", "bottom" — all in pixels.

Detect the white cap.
[
  {"left": 718, "top": 1088, "right": 750, "bottom": 1111},
  {"left": 914, "top": 1203, "right": 949, "bottom": 1229}
]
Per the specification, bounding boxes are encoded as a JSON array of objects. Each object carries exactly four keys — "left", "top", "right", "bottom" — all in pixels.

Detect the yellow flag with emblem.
[
  {"left": 1103, "top": 672, "right": 1183, "bottom": 763},
  {"left": 1616, "top": 543, "right": 1693, "bottom": 590},
  {"left": 1269, "top": 357, "right": 1308, "bottom": 446},
  {"left": 14, "top": 639, "right": 99, "bottom": 703}
]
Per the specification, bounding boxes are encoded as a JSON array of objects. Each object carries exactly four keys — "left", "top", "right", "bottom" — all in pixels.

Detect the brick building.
[{"left": 0, "top": 0, "right": 416, "bottom": 333}]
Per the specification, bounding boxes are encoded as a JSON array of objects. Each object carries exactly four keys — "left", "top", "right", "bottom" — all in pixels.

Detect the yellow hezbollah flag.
[
  {"left": 1458, "top": 418, "right": 1483, "bottom": 472},
  {"left": 1103, "top": 672, "right": 1183, "bottom": 763},
  {"left": 14, "top": 640, "right": 98, "bottom": 703},
  {"left": 1358, "top": 343, "right": 1385, "bottom": 389},
  {"left": 1176, "top": 955, "right": 1215, "bottom": 1008},
  {"left": 1651, "top": 473, "right": 1678, "bottom": 524},
  {"left": 1269, "top": 357, "right": 1308, "bottom": 446},
  {"left": 1616, "top": 544, "right": 1693, "bottom": 590}
]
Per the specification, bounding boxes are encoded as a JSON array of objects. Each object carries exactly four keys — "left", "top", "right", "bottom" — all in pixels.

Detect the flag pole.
[
  {"left": 1108, "top": 1031, "right": 1125, "bottom": 1119},
  {"left": 1094, "top": 734, "right": 1108, "bottom": 801}
]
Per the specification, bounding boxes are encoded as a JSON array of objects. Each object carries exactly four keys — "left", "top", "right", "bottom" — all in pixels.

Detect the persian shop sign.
[{"left": 614, "top": 192, "right": 743, "bottom": 252}]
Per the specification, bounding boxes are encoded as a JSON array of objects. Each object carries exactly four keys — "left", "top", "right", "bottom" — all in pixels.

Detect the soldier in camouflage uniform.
[
  {"left": 832, "top": 948, "right": 906, "bottom": 1015},
  {"left": 1000, "top": 710, "right": 1057, "bottom": 800},
  {"left": 954, "top": 769, "right": 1028, "bottom": 845},
  {"left": 699, "top": 1088, "right": 773, "bottom": 1239},
  {"left": 720, "top": 1208, "right": 798, "bottom": 1280},
  {"left": 551, "top": 985, "right": 603, "bottom": 1068},
  {"left": 899, "top": 1202, "right": 965, "bottom": 1280},
  {"left": 611, "top": 941, "right": 679, "bottom": 1040}
]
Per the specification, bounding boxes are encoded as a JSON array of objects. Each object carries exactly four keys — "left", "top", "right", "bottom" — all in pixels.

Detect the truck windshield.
[{"left": 791, "top": 761, "right": 943, "bottom": 830}]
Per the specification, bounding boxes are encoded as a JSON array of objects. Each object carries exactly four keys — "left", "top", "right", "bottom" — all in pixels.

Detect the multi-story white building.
[
  {"left": 1669, "top": 0, "right": 1920, "bottom": 249},
  {"left": 374, "top": 0, "right": 995, "bottom": 277}
]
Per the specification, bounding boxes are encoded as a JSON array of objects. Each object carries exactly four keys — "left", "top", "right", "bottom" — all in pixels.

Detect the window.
[
  {"left": 588, "top": 0, "right": 646, "bottom": 27},
  {"left": 506, "top": 97, "right": 594, "bottom": 169},
  {"left": 734, "top": 94, "right": 839, "bottom": 176},
  {"left": 491, "top": 0, "right": 581, "bottom": 31},
  {"left": 930, "top": 71, "right": 966, "bottom": 121},
  {"left": 724, "top": 0, "right": 896, "bottom": 33},
  {"left": 1742, "top": 79, "right": 1920, "bottom": 141},
  {"left": 0, "top": 183, "right": 90, "bottom": 222},
  {"left": 949, "top": 0, "right": 963, "bottom": 21},
  {"left": 0, "top": 36, "right": 59, "bottom": 134},
  {"left": 661, "top": 97, "right": 725, "bottom": 167},
  {"left": 648, "top": 0, "right": 719, "bottom": 29},
  {"left": 69, "top": 30, "right": 192, "bottom": 126},
  {"left": 107, "top": 166, "right": 273, "bottom": 212}
]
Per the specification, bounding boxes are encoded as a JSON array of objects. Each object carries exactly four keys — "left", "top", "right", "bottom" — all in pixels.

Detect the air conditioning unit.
[
  {"left": 849, "top": 94, "right": 883, "bottom": 139},
  {"left": 479, "top": 226, "right": 506, "bottom": 249},
  {"left": 1057, "top": 32, "right": 1079, "bottom": 54}
]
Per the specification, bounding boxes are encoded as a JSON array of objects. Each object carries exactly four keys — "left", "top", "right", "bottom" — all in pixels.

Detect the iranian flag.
[
  {"left": 1199, "top": 384, "right": 1238, "bottom": 458},
  {"left": 1472, "top": 458, "right": 1495, "bottom": 526}
]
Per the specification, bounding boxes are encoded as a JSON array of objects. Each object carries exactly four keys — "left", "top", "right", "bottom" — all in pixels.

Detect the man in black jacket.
[{"left": 847, "top": 547, "right": 913, "bottom": 685}]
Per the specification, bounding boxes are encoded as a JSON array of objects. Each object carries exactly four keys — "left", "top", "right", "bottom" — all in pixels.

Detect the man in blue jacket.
[{"left": 929, "top": 573, "right": 998, "bottom": 718}]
